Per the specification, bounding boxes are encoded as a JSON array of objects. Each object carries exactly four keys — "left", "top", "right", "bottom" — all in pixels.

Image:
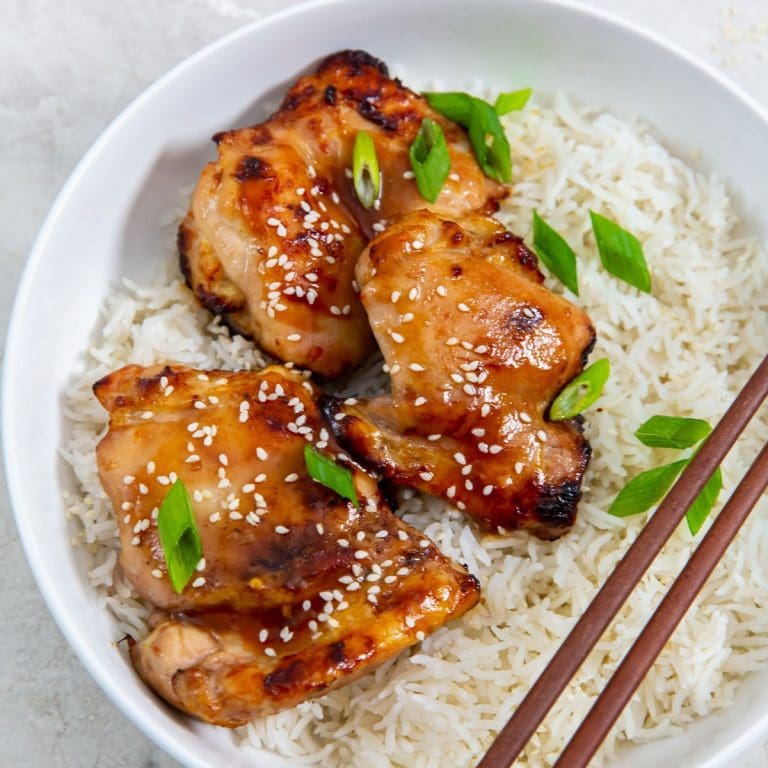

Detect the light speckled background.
[{"left": 2, "top": 0, "right": 768, "bottom": 766}]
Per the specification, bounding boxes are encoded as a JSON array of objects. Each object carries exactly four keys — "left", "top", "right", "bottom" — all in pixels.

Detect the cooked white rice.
[{"left": 61, "top": 93, "right": 768, "bottom": 766}]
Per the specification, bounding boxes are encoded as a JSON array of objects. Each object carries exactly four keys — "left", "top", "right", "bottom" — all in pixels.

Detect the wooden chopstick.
[
  {"left": 476, "top": 353, "right": 768, "bottom": 768},
  {"left": 554, "top": 438, "right": 768, "bottom": 767}
]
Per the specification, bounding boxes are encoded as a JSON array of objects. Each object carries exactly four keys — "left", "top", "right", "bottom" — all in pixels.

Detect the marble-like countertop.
[{"left": 2, "top": 1, "right": 768, "bottom": 766}]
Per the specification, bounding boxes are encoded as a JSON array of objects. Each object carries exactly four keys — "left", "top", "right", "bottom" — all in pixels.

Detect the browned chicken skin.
[
  {"left": 325, "top": 211, "right": 595, "bottom": 537},
  {"left": 180, "top": 50, "right": 507, "bottom": 378},
  {"left": 94, "top": 363, "right": 479, "bottom": 725}
]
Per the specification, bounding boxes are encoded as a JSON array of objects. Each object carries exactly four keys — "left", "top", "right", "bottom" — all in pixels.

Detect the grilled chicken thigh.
[
  {"left": 180, "top": 49, "right": 507, "bottom": 378},
  {"left": 325, "top": 211, "right": 595, "bottom": 537},
  {"left": 94, "top": 363, "right": 479, "bottom": 725}
]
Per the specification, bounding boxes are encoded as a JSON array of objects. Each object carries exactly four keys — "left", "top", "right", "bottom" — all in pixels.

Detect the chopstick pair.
[{"left": 478, "top": 353, "right": 768, "bottom": 768}]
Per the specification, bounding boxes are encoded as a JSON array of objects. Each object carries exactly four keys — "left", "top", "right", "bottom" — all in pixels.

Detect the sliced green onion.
[
  {"left": 590, "top": 211, "right": 652, "bottom": 293},
  {"left": 352, "top": 130, "right": 381, "bottom": 209},
  {"left": 494, "top": 88, "right": 532, "bottom": 115},
  {"left": 686, "top": 466, "right": 723, "bottom": 535},
  {"left": 532, "top": 211, "right": 579, "bottom": 295},
  {"left": 424, "top": 92, "right": 474, "bottom": 125},
  {"left": 608, "top": 459, "right": 688, "bottom": 518},
  {"left": 549, "top": 358, "right": 610, "bottom": 421},
  {"left": 425, "top": 92, "right": 512, "bottom": 184},
  {"left": 304, "top": 445, "right": 360, "bottom": 508},
  {"left": 634, "top": 416, "right": 712, "bottom": 450},
  {"left": 466, "top": 98, "right": 512, "bottom": 183},
  {"left": 409, "top": 118, "right": 451, "bottom": 203},
  {"left": 157, "top": 479, "right": 203, "bottom": 594}
]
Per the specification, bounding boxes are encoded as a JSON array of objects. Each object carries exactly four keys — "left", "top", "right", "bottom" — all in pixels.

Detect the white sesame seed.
[
  {"left": 275, "top": 525, "right": 290, "bottom": 534},
  {"left": 267, "top": 217, "right": 280, "bottom": 227},
  {"left": 515, "top": 462, "right": 524, "bottom": 474},
  {"left": 405, "top": 616, "right": 416, "bottom": 628},
  {"left": 193, "top": 401, "right": 206, "bottom": 410},
  {"left": 458, "top": 303, "right": 470, "bottom": 312},
  {"left": 192, "top": 576, "right": 206, "bottom": 588},
  {"left": 151, "top": 568, "right": 162, "bottom": 579},
  {"left": 471, "top": 428, "right": 486, "bottom": 437},
  {"left": 481, "top": 403, "right": 492, "bottom": 417},
  {"left": 256, "top": 447, "right": 268, "bottom": 460},
  {"left": 356, "top": 531, "right": 366, "bottom": 542},
  {"left": 408, "top": 287, "right": 418, "bottom": 301},
  {"left": 130, "top": 536, "right": 140, "bottom": 546},
  {"left": 367, "top": 594, "right": 378, "bottom": 605},
  {"left": 209, "top": 512, "right": 221, "bottom": 523},
  {"left": 412, "top": 240, "right": 424, "bottom": 250},
  {"left": 416, "top": 630, "right": 426, "bottom": 641},
  {"left": 402, "top": 170, "right": 415, "bottom": 179},
  {"left": 454, "top": 452, "right": 467, "bottom": 465},
  {"left": 414, "top": 396, "right": 427, "bottom": 407},
  {"left": 346, "top": 582, "right": 361, "bottom": 592},
  {"left": 316, "top": 522, "right": 324, "bottom": 535},
  {"left": 419, "top": 471, "right": 434, "bottom": 482},
  {"left": 397, "top": 530, "right": 409, "bottom": 541},
  {"left": 428, "top": 434, "right": 442, "bottom": 441},
  {"left": 446, "top": 485, "right": 456, "bottom": 498},
  {"left": 537, "top": 430, "right": 549, "bottom": 442},
  {"left": 354, "top": 550, "right": 368, "bottom": 560},
  {"left": 446, "top": 336, "right": 459, "bottom": 346},
  {"left": 390, "top": 331, "right": 405, "bottom": 344},
  {"left": 284, "top": 473, "right": 299, "bottom": 483},
  {"left": 523, "top": 306, "right": 536, "bottom": 318},
  {"left": 520, "top": 411, "right": 532, "bottom": 424},
  {"left": 463, "top": 383, "right": 477, "bottom": 396},
  {"left": 286, "top": 333, "right": 302, "bottom": 341},
  {"left": 409, "top": 363, "right": 425, "bottom": 372},
  {"left": 264, "top": 647, "right": 277, "bottom": 657},
  {"left": 489, "top": 444, "right": 503, "bottom": 454}
]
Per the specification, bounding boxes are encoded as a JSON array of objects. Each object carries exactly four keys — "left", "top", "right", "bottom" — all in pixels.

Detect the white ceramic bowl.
[{"left": 5, "top": 1, "right": 768, "bottom": 766}]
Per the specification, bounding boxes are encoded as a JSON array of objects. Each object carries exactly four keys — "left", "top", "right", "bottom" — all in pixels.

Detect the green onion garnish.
[
  {"left": 549, "top": 358, "right": 610, "bottom": 421},
  {"left": 304, "top": 445, "right": 360, "bottom": 508},
  {"left": 494, "top": 88, "right": 532, "bottom": 115},
  {"left": 157, "top": 479, "right": 203, "bottom": 594},
  {"left": 590, "top": 211, "right": 652, "bottom": 293},
  {"left": 352, "top": 130, "right": 381, "bottom": 209},
  {"left": 532, "top": 211, "right": 579, "bottom": 295},
  {"left": 609, "top": 415, "right": 722, "bottom": 533},
  {"left": 608, "top": 459, "right": 689, "bottom": 518},
  {"left": 423, "top": 92, "right": 474, "bottom": 125},
  {"left": 425, "top": 92, "right": 512, "bottom": 184},
  {"left": 409, "top": 118, "right": 451, "bottom": 203},
  {"left": 634, "top": 415, "right": 712, "bottom": 449}
]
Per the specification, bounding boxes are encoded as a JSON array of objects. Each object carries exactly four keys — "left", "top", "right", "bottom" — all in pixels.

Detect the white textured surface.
[{"left": 1, "top": 0, "right": 768, "bottom": 766}]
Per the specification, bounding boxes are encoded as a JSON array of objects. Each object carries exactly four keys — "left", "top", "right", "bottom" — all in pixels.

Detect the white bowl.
[{"left": 5, "top": 1, "right": 768, "bottom": 766}]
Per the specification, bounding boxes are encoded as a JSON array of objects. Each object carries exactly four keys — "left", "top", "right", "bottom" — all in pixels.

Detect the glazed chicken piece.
[
  {"left": 180, "top": 49, "right": 507, "bottom": 378},
  {"left": 324, "top": 211, "right": 596, "bottom": 538},
  {"left": 94, "top": 363, "right": 479, "bottom": 725}
]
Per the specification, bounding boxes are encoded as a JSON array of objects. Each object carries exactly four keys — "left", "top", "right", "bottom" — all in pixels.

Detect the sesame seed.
[
  {"left": 185, "top": 454, "right": 199, "bottom": 464},
  {"left": 463, "top": 465, "right": 473, "bottom": 477},
  {"left": 194, "top": 401, "right": 206, "bottom": 410},
  {"left": 391, "top": 290, "right": 401, "bottom": 303},
  {"left": 446, "top": 336, "right": 459, "bottom": 346},
  {"left": 256, "top": 447, "right": 268, "bottom": 460},
  {"left": 481, "top": 403, "right": 492, "bottom": 417},
  {"left": 316, "top": 522, "right": 324, "bottom": 535},
  {"left": 522, "top": 306, "right": 536, "bottom": 318},
  {"left": 275, "top": 525, "right": 290, "bottom": 534},
  {"left": 337, "top": 538, "right": 349, "bottom": 548},
  {"left": 419, "top": 471, "right": 434, "bottom": 482},
  {"left": 286, "top": 333, "right": 302, "bottom": 341},
  {"left": 409, "top": 363, "right": 425, "bottom": 372},
  {"left": 390, "top": 331, "right": 405, "bottom": 344},
  {"left": 537, "top": 430, "right": 549, "bottom": 442},
  {"left": 397, "top": 530, "right": 409, "bottom": 541},
  {"left": 428, "top": 434, "right": 442, "bottom": 441},
  {"left": 130, "top": 536, "right": 140, "bottom": 546},
  {"left": 264, "top": 647, "right": 277, "bottom": 657},
  {"left": 515, "top": 462, "right": 524, "bottom": 474},
  {"left": 346, "top": 582, "right": 361, "bottom": 592},
  {"left": 375, "top": 530, "right": 389, "bottom": 539},
  {"left": 402, "top": 170, "right": 415, "bottom": 179},
  {"left": 414, "top": 397, "right": 427, "bottom": 407},
  {"left": 471, "top": 428, "right": 486, "bottom": 437},
  {"left": 408, "top": 287, "right": 418, "bottom": 301},
  {"left": 192, "top": 576, "right": 206, "bottom": 588},
  {"left": 367, "top": 594, "right": 378, "bottom": 604},
  {"left": 209, "top": 512, "right": 221, "bottom": 523},
  {"left": 458, "top": 303, "right": 470, "bottom": 312},
  {"left": 267, "top": 217, "right": 280, "bottom": 227},
  {"left": 354, "top": 550, "right": 368, "bottom": 560},
  {"left": 453, "top": 452, "right": 467, "bottom": 465},
  {"left": 463, "top": 383, "right": 477, "bottom": 396},
  {"left": 416, "top": 630, "right": 426, "bottom": 641},
  {"left": 405, "top": 616, "right": 416, "bottom": 628},
  {"left": 151, "top": 569, "right": 162, "bottom": 579},
  {"left": 284, "top": 473, "right": 299, "bottom": 483},
  {"left": 412, "top": 240, "right": 424, "bottom": 250},
  {"left": 520, "top": 411, "right": 532, "bottom": 424},
  {"left": 356, "top": 531, "right": 366, "bottom": 542},
  {"left": 489, "top": 444, "right": 503, "bottom": 454}
]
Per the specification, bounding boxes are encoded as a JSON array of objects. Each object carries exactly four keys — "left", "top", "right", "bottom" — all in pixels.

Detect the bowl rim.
[{"left": 5, "top": 0, "right": 768, "bottom": 766}]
